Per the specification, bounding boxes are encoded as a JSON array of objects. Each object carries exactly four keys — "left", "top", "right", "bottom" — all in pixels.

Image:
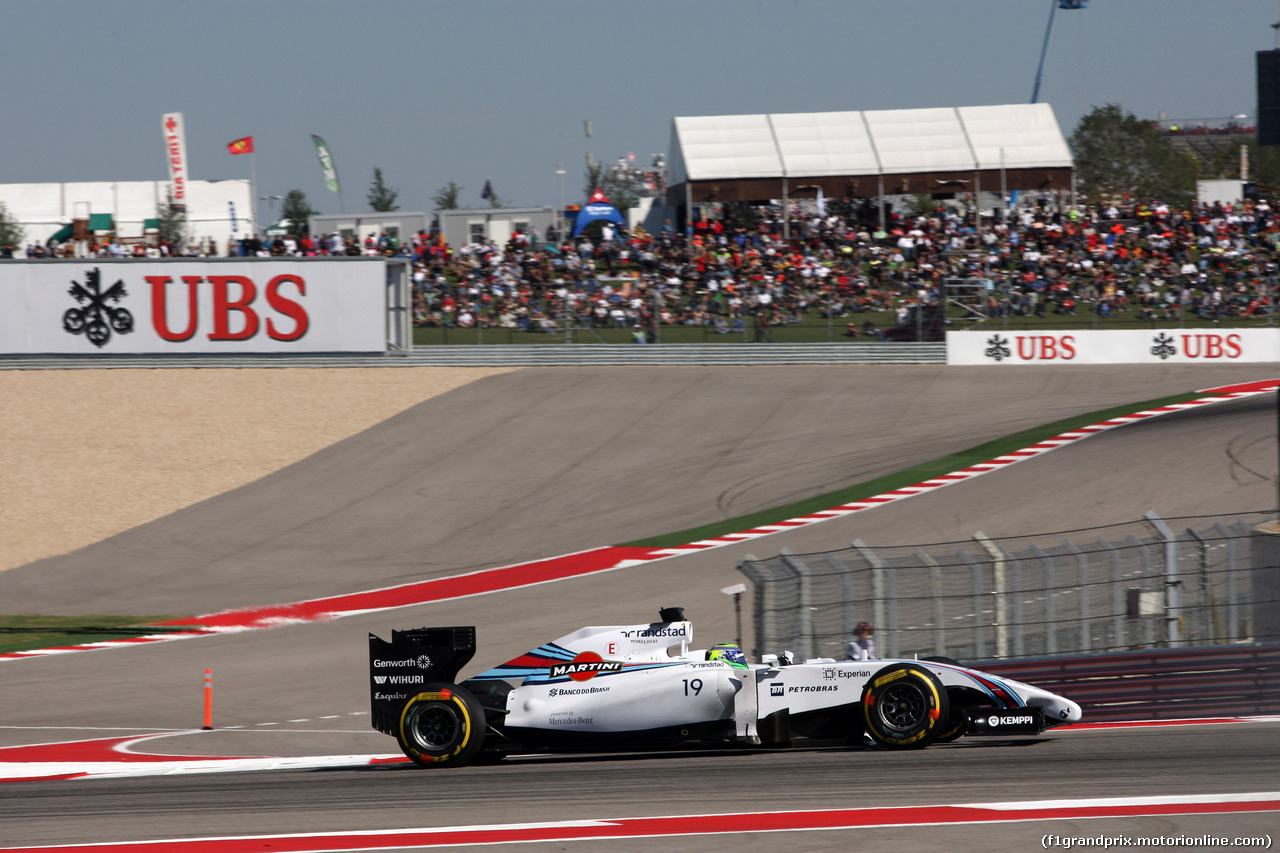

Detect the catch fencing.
[{"left": 737, "top": 510, "right": 1276, "bottom": 663}]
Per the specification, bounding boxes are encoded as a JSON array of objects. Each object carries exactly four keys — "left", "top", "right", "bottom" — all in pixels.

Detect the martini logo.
[
  {"left": 550, "top": 651, "right": 624, "bottom": 682},
  {"left": 65, "top": 268, "right": 134, "bottom": 348}
]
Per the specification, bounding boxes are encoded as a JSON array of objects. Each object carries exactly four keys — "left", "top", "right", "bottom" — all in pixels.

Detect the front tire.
[
  {"left": 397, "top": 683, "right": 486, "bottom": 768},
  {"left": 861, "top": 663, "right": 950, "bottom": 749},
  {"left": 921, "top": 658, "right": 966, "bottom": 743}
]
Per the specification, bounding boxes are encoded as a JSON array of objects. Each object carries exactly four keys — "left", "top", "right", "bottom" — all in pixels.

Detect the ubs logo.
[{"left": 65, "top": 268, "right": 134, "bottom": 348}]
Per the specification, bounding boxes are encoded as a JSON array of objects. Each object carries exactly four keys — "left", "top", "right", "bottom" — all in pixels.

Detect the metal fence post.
[
  {"left": 959, "top": 551, "right": 987, "bottom": 660},
  {"left": 737, "top": 554, "right": 766, "bottom": 660},
  {"left": 824, "top": 554, "right": 856, "bottom": 644},
  {"left": 1064, "top": 540, "right": 1091, "bottom": 654},
  {"left": 779, "top": 548, "right": 815, "bottom": 661},
  {"left": 974, "top": 532, "right": 1009, "bottom": 659},
  {"left": 1107, "top": 539, "right": 1126, "bottom": 650},
  {"left": 1146, "top": 511, "right": 1183, "bottom": 647},
  {"left": 917, "top": 550, "right": 946, "bottom": 657},
  {"left": 1216, "top": 522, "right": 1247, "bottom": 641},
  {"left": 853, "top": 539, "right": 890, "bottom": 658},
  {"left": 1030, "top": 545, "right": 1056, "bottom": 655}
]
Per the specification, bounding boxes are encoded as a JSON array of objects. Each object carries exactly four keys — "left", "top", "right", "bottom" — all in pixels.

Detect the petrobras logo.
[
  {"left": 550, "top": 651, "right": 624, "bottom": 682},
  {"left": 620, "top": 625, "right": 689, "bottom": 639},
  {"left": 770, "top": 683, "right": 785, "bottom": 697},
  {"left": 373, "top": 655, "right": 433, "bottom": 669},
  {"left": 987, "top": 714, "right": 1036, "bottom": 727},
  {"left": 788, "top": 685, "right": 838, "bottom": 693},
  {"left": 372, "top": 675, "right": 424, "bottom": 685}
]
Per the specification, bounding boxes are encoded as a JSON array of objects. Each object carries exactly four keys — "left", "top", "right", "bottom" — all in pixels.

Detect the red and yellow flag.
[{"left": 227, "top": 136, "right": 254, "bottom": 155}]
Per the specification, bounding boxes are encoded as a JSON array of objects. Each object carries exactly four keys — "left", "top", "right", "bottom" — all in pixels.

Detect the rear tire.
[
  {"left": 861, "top": 663, "right": 950, "bottom": 749},
  {"left": 397, "top": 683, "right": 486, "bottom": 768}
]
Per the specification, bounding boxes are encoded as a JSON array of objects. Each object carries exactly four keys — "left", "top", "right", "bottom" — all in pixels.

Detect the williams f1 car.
[{"left": 368, "top": 607, "right": 1082, "bottom": 767}]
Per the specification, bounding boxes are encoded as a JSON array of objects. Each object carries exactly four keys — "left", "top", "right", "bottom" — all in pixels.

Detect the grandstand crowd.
[
  {"left": 12, "top": 196, "right": 1279, "bottom": 336},
  {"left": 407, "top": 196, "right": 1279, "bottom": 335}
]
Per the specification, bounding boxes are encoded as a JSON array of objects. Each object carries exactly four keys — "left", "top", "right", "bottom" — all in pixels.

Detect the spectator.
[{"left": 847, "top": 623, "right": 876, "bottom": 661}]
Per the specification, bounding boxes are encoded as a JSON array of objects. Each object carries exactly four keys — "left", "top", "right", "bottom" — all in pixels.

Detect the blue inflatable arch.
[{"left": 572, "top": 188, "right": 627, "bottom": 237}]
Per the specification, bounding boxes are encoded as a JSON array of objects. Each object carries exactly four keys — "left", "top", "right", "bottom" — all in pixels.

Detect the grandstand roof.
[{"left": 666, "top": 103, "right": 1074, "bottom": 203}]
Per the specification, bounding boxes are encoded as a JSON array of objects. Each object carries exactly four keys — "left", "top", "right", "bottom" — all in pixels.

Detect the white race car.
[{"left": 368, "top": 607, "right": 1082, "bottom": 767}]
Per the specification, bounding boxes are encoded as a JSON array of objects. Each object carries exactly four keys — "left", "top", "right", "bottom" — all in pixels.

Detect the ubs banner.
[
  {"left": 947, "top": 328, "right": 1280, "bottom": 366},
  {"left": 0, "top": 260, "right": 386, "bottom": 355}
]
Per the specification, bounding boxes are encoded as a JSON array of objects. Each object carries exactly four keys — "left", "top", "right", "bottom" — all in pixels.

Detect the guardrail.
[
  {"left": 972, "top": 643, "right": 1280, "bottom": 722},
  {"left": 400, "top": 342, "right": 945, "bottom": 366},
  {"left": 0, "top": 342, "right": 946, "bottom": 369}
]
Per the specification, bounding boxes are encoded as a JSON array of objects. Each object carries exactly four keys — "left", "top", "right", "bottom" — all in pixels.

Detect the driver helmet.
[{"left": 706, "top": 643, "right": 748, "bottom": 670}]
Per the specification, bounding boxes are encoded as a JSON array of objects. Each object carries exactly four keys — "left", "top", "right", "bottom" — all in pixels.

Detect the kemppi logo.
[{"left": 988, "top": 714, "right": 1035, "bottom": 727}]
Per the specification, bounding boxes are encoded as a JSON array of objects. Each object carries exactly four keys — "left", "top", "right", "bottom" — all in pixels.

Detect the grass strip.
[
  {"left": 619, "top": 389, "right": 1213, "bottom": 548},
  {"left": 0, "top": 615, "right": 188, "bottom": 655}
]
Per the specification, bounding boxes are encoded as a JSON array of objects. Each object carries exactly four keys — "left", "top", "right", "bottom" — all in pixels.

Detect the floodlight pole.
[
  {"left": 1031, "top": 0, "right": 1059, "bottom": 104},
  {"left": 555, "top": 166, "right": 566, "bottom": 238},
  {"left": 722, "top": 583, "right": 747, "bottom": 647}
]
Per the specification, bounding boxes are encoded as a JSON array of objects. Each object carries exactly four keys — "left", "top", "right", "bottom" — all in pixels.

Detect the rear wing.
[{"left": 368, "top": 626, "right": 476, "bottom": 736}]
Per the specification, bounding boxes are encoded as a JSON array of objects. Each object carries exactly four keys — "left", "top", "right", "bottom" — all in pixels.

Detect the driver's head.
[{"left": 706, "top": 643, "right": 748, "bottom": 670}]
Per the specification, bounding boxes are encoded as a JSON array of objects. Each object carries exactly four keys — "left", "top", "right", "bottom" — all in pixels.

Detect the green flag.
[{"left": 311, "top": 135, "right": 341, "bottom": 194}]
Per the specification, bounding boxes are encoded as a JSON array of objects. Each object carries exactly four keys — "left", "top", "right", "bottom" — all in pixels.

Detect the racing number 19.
[{"left": 683, "top": 679, "right": 703, "bottom": 696}]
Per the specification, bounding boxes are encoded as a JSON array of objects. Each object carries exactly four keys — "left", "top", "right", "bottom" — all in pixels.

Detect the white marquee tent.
[
  {"left": 0, "top": 179, "right": 255, "bottom": 250},
  {"left": 666, "top": 103, "right": 1074, "bottom": 209}
]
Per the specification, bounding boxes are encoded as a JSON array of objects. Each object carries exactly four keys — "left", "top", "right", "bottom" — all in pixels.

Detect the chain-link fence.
[{"left": 737, "top": 511, "right": 1277, "bottom": 662}]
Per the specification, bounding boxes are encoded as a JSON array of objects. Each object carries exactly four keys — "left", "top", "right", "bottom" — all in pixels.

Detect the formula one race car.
[{"left": 368, "top": 607, "right": 1082, "bottom": 767}]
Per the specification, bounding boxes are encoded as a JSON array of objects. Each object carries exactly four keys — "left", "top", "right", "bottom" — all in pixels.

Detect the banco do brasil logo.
[{"left": 65, "top": 268, "right": 134, "bottom": 348}]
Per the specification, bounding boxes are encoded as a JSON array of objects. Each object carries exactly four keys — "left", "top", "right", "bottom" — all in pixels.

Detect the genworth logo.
[{"left": 64, "top": 268, "right": 133, "bottom": 348}]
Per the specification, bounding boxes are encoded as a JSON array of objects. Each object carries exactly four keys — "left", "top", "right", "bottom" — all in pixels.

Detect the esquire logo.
[{"left": 61, "top": 268, "right": 310, "bottom": 348}]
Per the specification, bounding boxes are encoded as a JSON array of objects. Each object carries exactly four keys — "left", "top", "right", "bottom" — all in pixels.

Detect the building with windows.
[{"left": 309, "top": 206, "right": 557, "bottom": 249}]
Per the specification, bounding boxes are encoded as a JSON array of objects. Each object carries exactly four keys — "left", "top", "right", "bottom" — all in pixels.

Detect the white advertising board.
[
  {"left": 0, "top": 260, "right": 386, "bottom": 354},
  {"left": 947, "top": 328, "right": 1280, "bottom": 366}
]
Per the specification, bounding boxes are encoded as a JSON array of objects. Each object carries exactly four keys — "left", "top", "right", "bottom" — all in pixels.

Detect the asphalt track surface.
[{"left": 2, "top": 363, "right": 1280, "bottom": 850}]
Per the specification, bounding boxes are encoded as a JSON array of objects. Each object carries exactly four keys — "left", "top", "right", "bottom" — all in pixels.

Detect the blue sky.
[{"left": 1, "top": 1, "right": 1274, "bottom": 214}]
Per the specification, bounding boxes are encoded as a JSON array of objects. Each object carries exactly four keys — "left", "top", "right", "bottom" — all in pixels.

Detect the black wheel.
[
  {"left": 397, "top": 683, "right": 486, "bottom": 768},
  {"left": 109, "top": 308, "right": 133, "bottom": 333},
  {"left": 919, "top": 657, "right": 966, "bottom": 742},
  {"left": 63, "top": 308, "right": 86, "bottom": 333},
  {"left": 861, "top": 663, "right": 950, "bottom": 749},
  {"left": 85, "top": 319, "right": 110, "bottom": 347}
]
